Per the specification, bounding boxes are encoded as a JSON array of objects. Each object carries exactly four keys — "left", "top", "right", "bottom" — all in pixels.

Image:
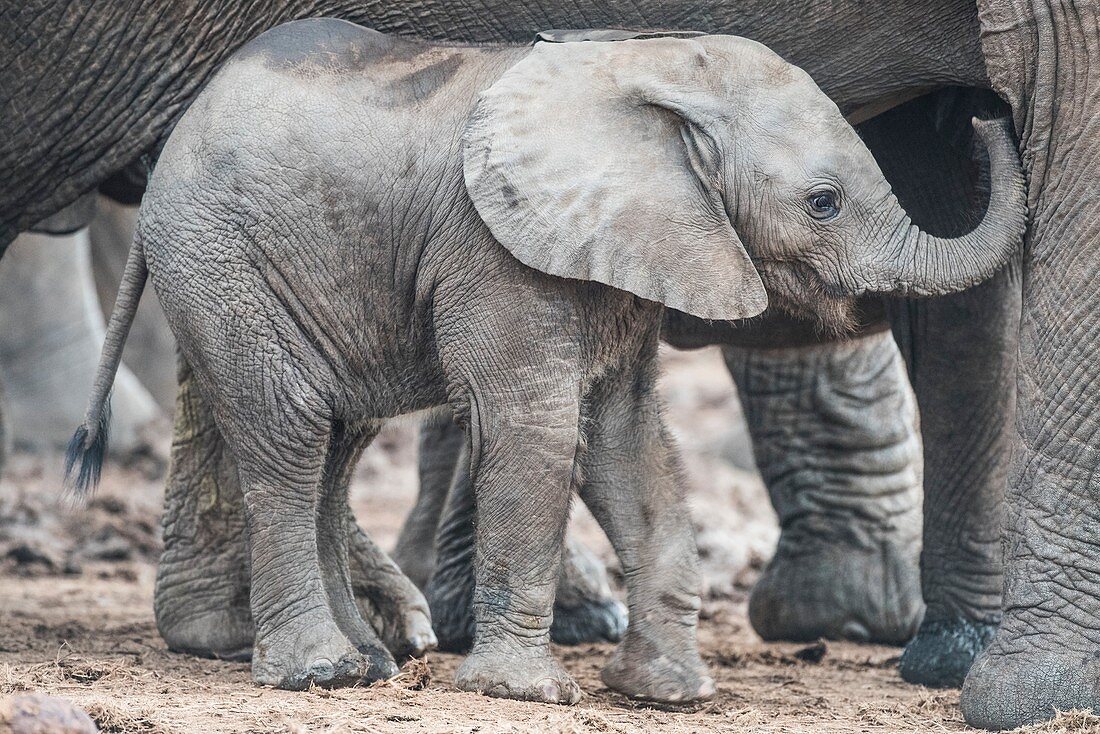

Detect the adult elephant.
[{"left": 1, "top": 1, "right": 1084, "bottom": 728}]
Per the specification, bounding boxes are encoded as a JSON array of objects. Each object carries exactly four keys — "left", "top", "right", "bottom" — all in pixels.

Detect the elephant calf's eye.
[{"left": 807, "top": 191, "right": 839, "bottom": 220}]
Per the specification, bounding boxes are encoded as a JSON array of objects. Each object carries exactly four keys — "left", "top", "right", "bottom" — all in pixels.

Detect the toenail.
[
  {"left": 698, "top": 677, "right": 716, "bottom": 699},
  {"left": 537, "top": 678, "right": 561, "bottom": 702}
]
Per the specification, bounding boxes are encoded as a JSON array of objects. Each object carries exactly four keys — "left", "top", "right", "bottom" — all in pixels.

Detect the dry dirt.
[{"left": 0, "top": 347, "right": 1093, "bottom": 733}]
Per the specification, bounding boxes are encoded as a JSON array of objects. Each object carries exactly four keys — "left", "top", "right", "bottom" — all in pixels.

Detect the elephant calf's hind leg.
[{"left": 316, "top": 426, "right": 401, "bottom": 680}]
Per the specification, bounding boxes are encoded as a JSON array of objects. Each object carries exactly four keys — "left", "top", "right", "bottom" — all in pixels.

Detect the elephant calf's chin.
[{"left": 757, "top": 262, "right": 859, "bottom": 338}]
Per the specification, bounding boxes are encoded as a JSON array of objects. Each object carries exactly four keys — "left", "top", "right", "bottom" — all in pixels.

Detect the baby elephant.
[{"left": 69, "top": 20, "right": 1024, "bottom": 704}]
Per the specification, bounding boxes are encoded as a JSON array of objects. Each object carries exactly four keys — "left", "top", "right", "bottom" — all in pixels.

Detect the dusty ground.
[{"left": 0, "top": 347, "right": 1093, "bottom": 733}]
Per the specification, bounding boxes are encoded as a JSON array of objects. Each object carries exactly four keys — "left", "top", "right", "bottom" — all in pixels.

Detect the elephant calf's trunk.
[{"left": 870, "top": 117, "right": 1027, "bottom": 297}]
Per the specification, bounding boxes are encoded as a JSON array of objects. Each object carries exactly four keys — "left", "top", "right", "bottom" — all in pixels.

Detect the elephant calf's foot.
[
  {"left": 252, "top": 612, "right": 396, "bottom": 690},
  {"left": 455, "top": 646, "right": 581, "bottom": 704},
  {"left": 899, "top": 617, "right": 997, "bottom": 688},
  {"left": 601, "top": 634, "right": 714, "bottom": 703},
  {"left": 961, "top": 636, "right": 1100, "bottom": 730},
  {"left": 748, "top": 542, "right": 923, "bottom": 645}
]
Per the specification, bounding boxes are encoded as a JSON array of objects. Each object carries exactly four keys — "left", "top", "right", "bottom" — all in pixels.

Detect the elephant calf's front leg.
[
  {"left": 579, "top": 366, "right": 713, "bottom": 703},
  {"left": 419, "top": 419, "right": 626, "bottom": 652},
  {"left": 451, "top": 393, "right": 582, "bottom": 704}
]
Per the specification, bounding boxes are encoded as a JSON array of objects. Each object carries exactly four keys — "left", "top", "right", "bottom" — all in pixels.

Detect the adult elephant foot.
[
  {"left": 898, "top": 617, "right": 997, "bottom": 689},
  {"left": 549, "top": 534, "right": 627, "bottom": 646},
  {"left": 0, "top": 229, "right": 165, "bottom": 455},
  {"left": 347, "top": 524, "right": 437, "bottom": 658},
  {"left": 724, "top": 328, "right": 925, "bottom": 645},
  {"left": 961, "top": 625, "right": 1100, "bottom": 730},
  {"left": 155, "top": 358, "right": 435, "bottom": 662}
]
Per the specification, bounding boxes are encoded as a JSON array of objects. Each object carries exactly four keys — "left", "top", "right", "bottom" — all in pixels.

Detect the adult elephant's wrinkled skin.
[
  {"left": 958, "top": 3, "right": 1100, "bottom": 729},
  {"left": 68, "top": 24, "right": 1021, "bottom": 702}
]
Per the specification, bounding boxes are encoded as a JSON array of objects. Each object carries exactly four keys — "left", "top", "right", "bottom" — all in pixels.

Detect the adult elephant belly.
[{"left": 0, "top": 0, "right": 989, "bottom": 244}]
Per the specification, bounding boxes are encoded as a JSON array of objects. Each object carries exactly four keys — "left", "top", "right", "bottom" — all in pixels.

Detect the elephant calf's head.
[{"left": 463, "top": 36, "right": 1027, "bottom": 333}]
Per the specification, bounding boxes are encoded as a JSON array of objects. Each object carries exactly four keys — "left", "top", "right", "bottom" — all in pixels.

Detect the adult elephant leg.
[
  {"left": 961, "top": 2, "right": 1100, "bottom": 728},
  {"left": 0, "top": 229, "right": 163, "bottom": 453},
  {"left": 891, "top": 267, "right": 1019, "bottom": 688},
  {"left": 425, "top": 435, "right": 627, "bottom": 652},
  {"left": 722, "top": 321, "right": 925, "bottom": 645},
  {"left": 854, "top": 88, "right": 1018, "bottom": 687},
  {"left": 155, "top": 356, "right": 434, "bottom": 660},
  {"left": 154, "top": 356, "right": 254, "bottom": 660}
]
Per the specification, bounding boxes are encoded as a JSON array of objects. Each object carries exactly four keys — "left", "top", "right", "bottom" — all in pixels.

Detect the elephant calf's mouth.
[{"left": 756, "top": 260, "right": 859, "bottom": 338}]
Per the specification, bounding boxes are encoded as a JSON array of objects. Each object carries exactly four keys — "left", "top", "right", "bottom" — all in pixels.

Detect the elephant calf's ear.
[{"left": 461, "top": 40, "right": 767, "bottom": 322}]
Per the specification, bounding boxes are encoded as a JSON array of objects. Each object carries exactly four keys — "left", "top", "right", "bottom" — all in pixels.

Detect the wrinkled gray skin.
[
  {"left": 724, "top": 330, "right": 925, "bottom": 644},
  {"left": 861, "top": 90, "right": 1020, "bottom": 690},
  {"left": 415, "top": 419, "right": 632, "bottom": 649},
  {"left": 399, "top": 415, "right": 629, "bottom": 651},
  {"left": 959, "top": 3, "right": 1100, "bottom": 728},
  {"left": 401, "top": 321, "right": 925, "bottom": 652},
  {"left": 6, "top": 0, "right": 1092, "bottom": 725},
  {"left": 68, "top": 85, "right": 918, "bottom": 660},
  {"left": 71, "top": 24, "right": 1022, "bottom": 701},
  {"left": 84, "top": 190, "right": 611, "bottom": 655}
]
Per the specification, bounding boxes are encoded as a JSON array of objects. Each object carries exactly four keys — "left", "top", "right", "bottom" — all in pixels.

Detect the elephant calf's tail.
[{"left": 65, "top": 233, "right": 148, "bottom": 496}]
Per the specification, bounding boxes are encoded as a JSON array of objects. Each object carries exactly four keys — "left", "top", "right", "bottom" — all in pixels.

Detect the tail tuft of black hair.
[{"left": 64, "top": 398, "right": 111, "bottom": 498}]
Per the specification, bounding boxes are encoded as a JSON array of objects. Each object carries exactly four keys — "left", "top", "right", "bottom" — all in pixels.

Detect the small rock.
[{"left": 0, "top": 693, "right": 99, "bottom": 733}]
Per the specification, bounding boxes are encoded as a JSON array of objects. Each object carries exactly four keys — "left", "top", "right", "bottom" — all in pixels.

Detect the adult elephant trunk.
[{"left": 859, "top": 117, "right": 1026, "bottom": 297}]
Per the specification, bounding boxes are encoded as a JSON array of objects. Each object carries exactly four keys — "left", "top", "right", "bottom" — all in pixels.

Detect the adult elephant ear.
[{"left": 462, "top": 38, "right": 768, "bottom": 321}]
